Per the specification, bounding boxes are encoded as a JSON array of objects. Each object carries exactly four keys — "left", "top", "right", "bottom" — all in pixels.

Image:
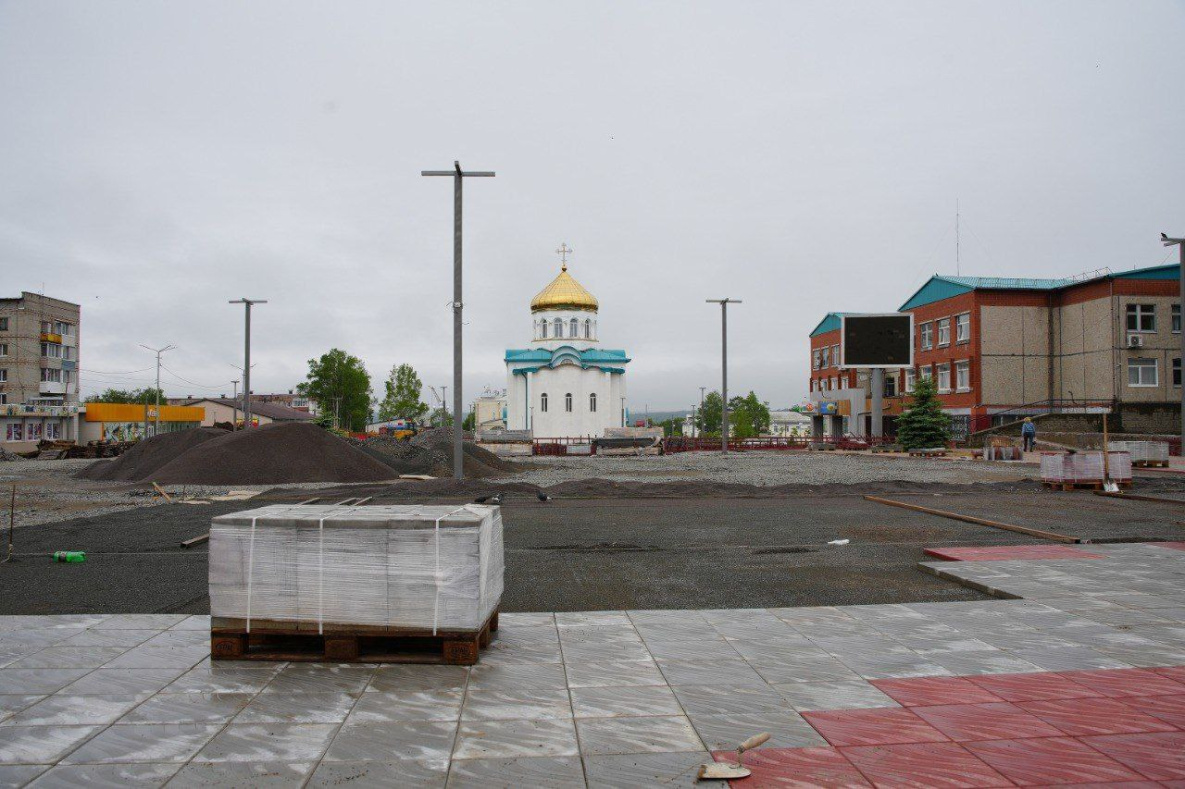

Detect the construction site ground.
[{"left": 2, "top": 451, "right": 1183, "bottom": 616}]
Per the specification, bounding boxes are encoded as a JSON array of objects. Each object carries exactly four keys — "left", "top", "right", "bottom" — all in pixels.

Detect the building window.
[
  {"left": 832, "top": 344, "right": 840, "bottom": 367},
  {"left": 1175, "top": 358, "right": 1181, "bottom": 387},
  {"left": 937, "top": 318, "right": 951, "bottom": 347},
  {"left": 936, "top": 362, "right": 951, "bottom": 393},
  {"left": 821, "top": 347, "right": 830, "bottom": 368},
  {"left": 589, "top": 393, "right": 597, "bottom": 412},
  {"left": 540, "top": 321, "right": 548, "bottom": 339},
  {"left": 54, "top": 321, "right": 71, "bottom": 335},
  {"left": 919, "top": 322, "right": 933, "bottom": 350},
  {"left": 0, "top": 344, "right": 6, "bottom": 357},
  {"left": 584, "top": 319, "right": 591, "bottom": 339},
  {"left": 570, "top": 318, "right": 578, "bottom": 337},
  {"left": 955, "top": 313, "right": 970, "bottom": 343},
  {"left": 812, "top": 350, "right": 821, "bottom": 370},
  {"left": 955, "top": 360, "right": 970, "bottom": 392},
  {"left": 1174, "top": 305, "right": 1181, "bottom": 334},
  {"left": 40, "top": 321, "right": 52, "bottom": 333},
  {"left": 553, "top": 318, "right": 563, "bottom": 338},
  {"left": 904, "top": 369, "right": 916, "bottom": 393},
  {"left": 0, "top": 369, "right": 6, "bottom": 382},
  {"left": 540, "top": 393, "right": 548, "bottom": 412},
  {"left": 0, "top": 317, "right": 7, "bottom": 331},
  {"left": 918, "top": 365, "right": 932, "bottom": 382},
  {"left": 884, "top": 374, "right": 897, "bottom": 398},
  {"left": 565, "top": 393, "right": 573, "bottom": 412},
  {"left": 41, "top": 367, "right": 62, "bottom": 383},
  {"left": 6, "top": 424, "right": 21, "bottom": 441},
  {"left": 829, "top": 377, "right": 837, "bottom": 390},
  {"left": 0, "top": 394, "right": 6, "bottom": 404},
  {"left": 40, "top": 342, "right": 61, "bottom": 358},
  {"left": 1127, "top": 304, "right": 1156, "bottom": 333},
  {"left": 1128, "top": 357, "right": 1158, "bottom": 387}
]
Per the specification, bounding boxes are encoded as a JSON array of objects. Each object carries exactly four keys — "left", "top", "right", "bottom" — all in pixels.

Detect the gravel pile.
[
  {"left": 346, "top": 435, "right": 438, "bottom": 476},
  {"left": 409, "top": 427, "right": 520, "bottom": 478},
  {"left": 0, "top": 447, "right": 21, "bottom": 461},
  {"left": 76, "top": 427, "right": 230, "bottom": 481}
]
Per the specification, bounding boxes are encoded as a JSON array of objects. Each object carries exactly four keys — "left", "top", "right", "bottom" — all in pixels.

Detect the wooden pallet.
[
  {"left": 1133, "top": 460, "right": 1170, "bottom": 468},
  {"left": 210, "top": 609, "right": 499, "bottom": 665},
  {"left": 1042, "top": 480, "right": 1132, "bottom": 491},
  {"left": 908, "top": 449, "right": 947, "bottom": 458}
]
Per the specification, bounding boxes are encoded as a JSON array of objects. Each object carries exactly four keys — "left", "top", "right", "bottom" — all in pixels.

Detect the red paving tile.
[
  {"left": 1017, "top": 696, "right": 1179, "bottom": 737},
  {"left": 1054, "top": 783, "right": 1161, "bottom": 788},
  {"left": 1154, "top": 666, "right": 1185, "bottom": 684},
  {"left": 871, "top": 677, "right": 1005, "bottom": 707},
  {"left": 1119, "top": 693, "right": 1185, "bottom": 728},
  {"left": 710, "top": 746, "right": 871, "bottom": 788},
  {"left": 964, "top": 736, "right": 1147, "bottom": 786},
  {"left": 967, "top": 671, "right": 1105, "bottom": 702},
  {"left": 1080, "top": 732, "right": 1185, "bottom": 780},
  {"left": 801, "top": 708, "right": 949, "bottom": 747},
  {"left": 1060, "top": 667, "right": 1185, "bottom": 698},
  {"left": 912, "top": 702, "right": 1065, "bottom": 742},
  {"left": 923, "top": 545, "right": 1106, "bottom": 562},
  {"left": 840, "top": 742, "right": 1011, "bottom": 788},
  {"left": 1150, "top": 541, "right": 1185, "bottom": 551}
]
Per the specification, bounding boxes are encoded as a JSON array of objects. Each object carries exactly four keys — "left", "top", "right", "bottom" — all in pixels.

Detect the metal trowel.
[{"left": 697, "top": 732, "right": 771, "bottom": 781}]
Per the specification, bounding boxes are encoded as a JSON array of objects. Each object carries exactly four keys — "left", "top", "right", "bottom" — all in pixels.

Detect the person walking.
[{"left": 1021, "top": 417, "right": 1037, "bottom": 453}]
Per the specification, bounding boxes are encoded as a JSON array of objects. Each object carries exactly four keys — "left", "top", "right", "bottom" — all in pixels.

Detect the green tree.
[
  {"left": 85, "top": 387, "right": 166, "bottom": 405},
  {"left": 896, "top": 377, "right": 951, "bottom": 450},
  {"left": 696, "top": 391, "right": 724, "bottom": 434},
  {"left": 297, "top": 349, "right": 373, "bottom": 431},
  {"left": 376, "top": 363, "right": 429, "bottom": 423},
  {"left": 726, "top": 391, "right": 771, "bottom": 439},
  {"left": 462, "top": 410, "right": 476, "bottom": 431},
  {"left": 657, "top": 417, "right": 683, "bottom": 437}
]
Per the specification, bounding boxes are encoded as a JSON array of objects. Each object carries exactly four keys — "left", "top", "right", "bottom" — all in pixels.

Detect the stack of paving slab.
[
  {"left": 1040, "top": 451, "right": 1132, "bottom": 484},
  {"left": 1108, "top": 440, "right": 1169, "bottom": 466},
  {"left": 209, "top": 504, "right": 503, "bottom": 631}
]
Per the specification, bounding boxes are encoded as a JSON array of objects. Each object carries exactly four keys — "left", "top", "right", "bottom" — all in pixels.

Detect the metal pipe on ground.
[{"left": 863, "top": 494, "right": 1079, "bottom": 544}]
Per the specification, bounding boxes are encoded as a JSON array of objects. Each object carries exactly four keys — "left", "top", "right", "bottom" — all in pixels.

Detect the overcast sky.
[{"left": 2, "top": 1, "right": 1183, "bottom": 412}]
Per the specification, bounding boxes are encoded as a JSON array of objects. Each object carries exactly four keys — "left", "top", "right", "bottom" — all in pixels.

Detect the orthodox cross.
[{"left": 556, "top": 242, "right": 573, "bottom": 270}]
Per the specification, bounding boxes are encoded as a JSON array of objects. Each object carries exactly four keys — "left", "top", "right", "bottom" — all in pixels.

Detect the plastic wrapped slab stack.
[
  {"left": 1109, "top": 441, "right": 1169, "bottom": 466},
  {"left": 1040, "top": 452, "right": 1070, "bottom": 483},
  {"left": 1041, "top": 452, "right": 1132, "bottom": 485},
  {"left": 210, "top": 504, "right": 503, "bottom": 634}
]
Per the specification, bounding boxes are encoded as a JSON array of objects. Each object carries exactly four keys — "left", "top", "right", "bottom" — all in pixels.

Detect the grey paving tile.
[
  {"left": 655, "top": 659, "right": 768, "bottom": 689},
  {"left": 689, "top": 711, "right": 827, "bottom": 750},
  {"left": 642, "top": 640, "right": 738, "bottom": 661},
  {"left": 93, "top": 615, "right": 186, "bottom": 631},
  {"left": 925, "top": 650, "right": 1045, "bottom": 675},
  {"left": 557, "top": 612, "right": 632, "bottom": 627},
  {"left": 570, "top": 685, "right": 682, "bottom": 719},
  {"left": 7, "top": 695, "right": 146, "bottom": 727},
  {"left": 346, "top": 690, "right": 463, "bottom": 723},
  {"left": 445, "top": 755, "right": 585, "bottom": 788},
  {"left": 62, "top": 723, "right": 221, "bottom": 764},
  {"left": 467, "top": 662, "right": 566, "bottom": 692},
  {"left": 1009, "top": 647, "right": 1133, "bottom": 672},
  {"left": 58, "top": 668, "right": 187, "bottom": 696},
  {"left": 119, "top": 693, "right": 254, "bottom": 724},
  {"left": 774, "top": 680, "right": 899, "bottom": 711},
  {"left": 462, "top": 687, "right": 572, "bottom": 721},
  {"left": 669, "top": 685, "right": 792, "bottom": 717},
  {"left": 54, "top": 630, "right": 159, "bottom": 649},
  {"left": 0, "top": 669, "right": 92, "bottom": 695},
  {"left": 561, "top": 640, "right": 653, "bottom": 663},
  {"left": 367, "top": 665, "right": 469, "bottom": 693},
  {"left": 235, "top": 692, "right": 356, "bottom": 723},
  {"left": 0, "top": 766, "right": 48, "bottom": 787},
  {"left": 309, "top": 759, "right": 448, "bottom": 788},
  {"left": 745, "top": 657, "right": 863, "bottom": 685},
  {"left": 837, "top": 654, "right": 954, "bottom": 680},
  {"left": 167, "top": 760, "right": 313, "bottom": 787},
  {"left": 0, "top": 695, "right": 46, "bottom": 723},
  {"left": 584, "top": 751, "right": 711, "bottom": 789},
  {"left": 163, "top": 666, "right": 279, "bottom": 694},
  {"left": 0, "top": 725, "right": 99, "bottom": 765},
  {"left": 191, "top": 722, "right": 337, "bottom": 763},
  {"left": 26, "top": 762, "right": 180, "bottom": 788},
  {"left": 478, "top": 641, "right": 563, "bottom": 665},
  {"left": 169, "top": 616, "right": 211, "bottom": 631},
  {"left": 325, "top": 721, "right": 458, "bottom": 762},
  {"left": 262, "top": 666, "right": 373, "bottom": 694},
  {"left": 7, "top": 648, "right": 128, "bottom": 670},
  {"left": 564, "top": 660, "right": 666, "bottom": 689},
  {"left": 453, "top": 718, "right": 578, "bottom": 760},
  {"left": 99, "top": 647, "right": 206, "bottom": 671},
  {"left": 575, "top": 715, "right": 702, "bottom": 756},
  {"left": 499, "top": 613, "right": 556, "bottom": 628}
]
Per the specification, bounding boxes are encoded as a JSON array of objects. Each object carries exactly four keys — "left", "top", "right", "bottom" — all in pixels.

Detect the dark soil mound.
[
  {"left": 77, "top": 427, "right": 230, "bottom": 481},
  {"left": 410, "top": 427, "right": 520, "bottom": 477},
  {"left": 150, "top": 422, "right": 399, "bottom": 484},
  {"left": 346, "top": 435, "right": 439, "bottom": 477}
]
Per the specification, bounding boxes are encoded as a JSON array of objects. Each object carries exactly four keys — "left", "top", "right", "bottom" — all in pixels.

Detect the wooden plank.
[
  {"left": 863, "top": 495, "right": 1079, "bottom": 544},
  {"left": 352, "top": 497, "right": 374, "bottom": 506},
  {"left": 151, "top": 482, "right": 173, "bottom": 503},
  {"left": 180, "top": 533, "right": 209, "bottom": 549},
  {"left": 297, "top": 497, "right": 321, "bottom": 505},
  {"left": 1092, "top": 490, "right": 1185, "bottom": 506}
]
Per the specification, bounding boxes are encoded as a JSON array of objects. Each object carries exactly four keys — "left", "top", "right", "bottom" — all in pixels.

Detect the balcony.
[
  {"left": 40, "top": 381, "right": 66, "bottom": 395},
  {"left": 40, "top": 332, "right": 62, "bottom": 344}
]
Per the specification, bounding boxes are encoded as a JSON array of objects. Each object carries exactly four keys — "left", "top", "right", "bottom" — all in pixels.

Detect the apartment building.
[
  {"left": 0, "top": 292, "right": 82, "bottom": 450},
  {"left": 808, "top": 264, "right": 1183, "bottom": 438}
]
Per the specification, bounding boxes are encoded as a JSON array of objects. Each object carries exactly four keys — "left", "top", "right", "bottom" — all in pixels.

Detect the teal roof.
[
  {"left": 900, "top": 264, "right": 1180, "bottom": 311},
  {"left": 809, "top": 313, "right": 844, "bottom": 337},
  {"left": 505, "top": 346, "right": 631, "bottom": 370}
]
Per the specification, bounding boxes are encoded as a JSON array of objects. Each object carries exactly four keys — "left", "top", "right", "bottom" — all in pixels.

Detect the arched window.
[
  {"left": 553, "top": 318, "right": 563, "bottom": 338},
  {"left": 570, "top": 318, "right": 578, "bottom": 337},
  {"left": 540, "top": 393, "right": 548, "bottom": 412},
  {"left": 541, "top": 321, "right": 548, "bottom": 339},
  {"left": 565, "top": 393, "right": 573, "bottom": 412},
  {"left": 589, "top": 393, "right": 597, "bottom": 412},
  {"left": 584, "top": 319, "right": 591, "bottom": 339}
]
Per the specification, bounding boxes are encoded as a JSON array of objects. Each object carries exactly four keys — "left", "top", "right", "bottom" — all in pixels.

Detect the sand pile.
[
  {"left": 148, "top": 423, "right": 398, "bottom": 485},
  {"left": 78, "top": 427, "right": 230, "bottom": 481}
]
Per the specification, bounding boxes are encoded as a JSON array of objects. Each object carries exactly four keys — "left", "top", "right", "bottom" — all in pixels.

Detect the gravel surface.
[{"left": 496, "top": 451, "right": 1032, "bottom": 486}]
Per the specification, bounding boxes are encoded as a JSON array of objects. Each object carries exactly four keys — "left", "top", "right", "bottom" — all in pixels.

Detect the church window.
[
  {"left": 540, "top": 393, "right": 548, "bottom": 412},
  {"left": 570, "top": 318, "right": 578, "bottom": 337},
  {"left": 565, "top": 393, "right": 573, "bottom": 412},
  {"left": 541, "top": 321, "right": 548, "bottom": 339},
  {"left": 584, "top": 319, "right": 591, "bottom": 339},
  {"left": 589, "top": 393, "right": 597, "bottom": 412},
  {"left": 553, "top": 318, "right": 563, "bottom": 338}
]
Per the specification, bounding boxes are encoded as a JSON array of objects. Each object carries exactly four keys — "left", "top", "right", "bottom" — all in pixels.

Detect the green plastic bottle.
[{"left": 52, "top": 551, "right": 86, "bottom": 563}]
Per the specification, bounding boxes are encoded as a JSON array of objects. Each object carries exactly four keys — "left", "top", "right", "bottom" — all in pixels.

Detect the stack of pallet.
[
  {"left": 1040, "top": 451, "right": 1133, "bottom": 488},
  {"left": 1108, "top": 441, "right": 1170, "bottom": 468},
  {"left": 209, "top": 504, "right": 504, "bottom": 664}
]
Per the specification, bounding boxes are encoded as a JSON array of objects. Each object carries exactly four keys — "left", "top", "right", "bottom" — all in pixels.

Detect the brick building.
[{"left": 808, "top": 264, "right": 1183, "bottom": 438}]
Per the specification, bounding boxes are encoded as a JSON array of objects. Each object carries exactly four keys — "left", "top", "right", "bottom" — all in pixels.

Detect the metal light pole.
[
  {"left": 229, "top": 299, "right": 266, "bottom": 429},
  {"left": 231, "top": 379, "right": 239, "bottom": 429},
  {"left": 441, "top": 385, "right": 448, "bottom": 428},
  {"left": 422, "top": 161, "right": 495, "bottom": 481},
  {"left": 707, "top": 299, "right": 742, "bottom": 454},
  {"left": 1162, "top": 233, "right": 1185, "bottom": 448},
  {"left": 139, "top": 343, "right": 176, "bottom": 435}
]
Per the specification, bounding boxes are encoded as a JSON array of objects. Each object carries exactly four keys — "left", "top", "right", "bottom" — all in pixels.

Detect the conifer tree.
[{"left": 895, "top": 376, "right": 951, "bottom": 449}]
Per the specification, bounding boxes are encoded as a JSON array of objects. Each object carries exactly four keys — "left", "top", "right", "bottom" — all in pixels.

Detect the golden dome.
[{"left": 530, "top": 264, "right": 599, "bottom": 313}]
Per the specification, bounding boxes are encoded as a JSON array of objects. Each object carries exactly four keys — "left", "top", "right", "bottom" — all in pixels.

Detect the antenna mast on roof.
[{"left": 956, "top": 199, "right": 960, "bottom": 276}]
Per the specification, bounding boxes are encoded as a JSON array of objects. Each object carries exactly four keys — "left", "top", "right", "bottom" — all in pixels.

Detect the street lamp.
[
  {"left": 1162, "top": 233, "right": 1185, "bottom": 448},
  {"left": 706, "top": 299, "right": 742, "bottom": 454},
  {"left": 139, "top": 343, "right": 176, "bottom": 435},
  {"left": 229, "top": 299, "right": 266, "bottom": 429}
]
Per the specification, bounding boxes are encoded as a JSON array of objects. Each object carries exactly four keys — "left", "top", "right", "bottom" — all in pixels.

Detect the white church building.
[{"left": 505, "top": 251, "right": 630, "bottom": 437}]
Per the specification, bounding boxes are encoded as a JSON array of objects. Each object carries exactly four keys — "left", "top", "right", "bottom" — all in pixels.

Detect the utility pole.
[
  {"left": 1162, "top": 233, "right": 1185, "bottom": 449},
  {"left": 422, "top": 161, "right": 495, "bottom": 481},
  {"left": 441, "top": 385, "right": 448, "bottom": 428},
  {"left": 229, "top": 299, "right": 266, "bottom": 429},
  {"left": 230, "top": 380, "right": 239, "bottom": 429},
  {"left": 699, "top": 386, "right": 707, "bottom": 437},
  {"left": 139, "top": 344, "right": 176, "bottom": 436},
  {"left": 707, "top": 299, "right": 742, "bottom": 454}
]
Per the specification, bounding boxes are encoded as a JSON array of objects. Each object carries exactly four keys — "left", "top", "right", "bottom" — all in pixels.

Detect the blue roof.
[
  {"left": 504, "top": 346, "right": 631, "bottom": 368},
  {"left": 809, "top": 313, "right": 844, "bottom": 337},
  {"left": 900, "top": 264, "right": 1181, "bottom": 311}
]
